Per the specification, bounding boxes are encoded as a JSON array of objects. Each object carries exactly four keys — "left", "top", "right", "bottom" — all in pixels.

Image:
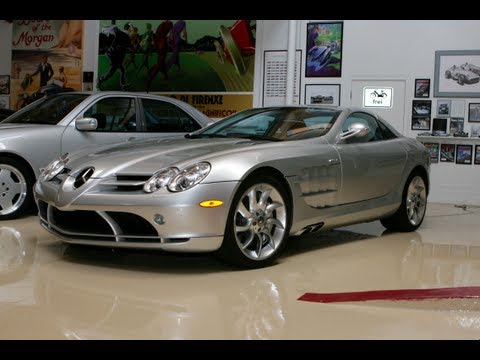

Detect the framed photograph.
[
  {"left": 414, "top": 79, "right": 430, "bottom": 98},
  {"left": 0, "top": 95, "right": 9, "bottom": 109},
  {"left": 455, "top": 144, "right": 473, "bottom": 165},
  {"left": 468, "top": 103, "right": 480, "bottom": 122},
  {"left": 0, "top": 75, "right": 9, "bottom": 95},
  {"left": 440, "top": 143, "right": 455, "bottom": 162},
  {"left": 305, "top": 22, "right": 343, "bottom": 78},
  {"left": 434, "top": 50, "right": 480, "bottom": 97},
  {"left": 471, "top": 124, "right": 480, "bottom": 137},
  {"left": 449, "top": 117, "right": 464, "bottom": 135},
  {"left": 423, "top": 142, "right": 439, "bottom": 163},
  {"left": 475, "top": 145, "right": 480, "bottom": 165},
  {"left": 412, "top": 100, "right": 431, "bottom": 116},
  {"left": 436, "top": 99, "right": 451, "bottom": 117},
  {"left": 432, "top": 117, "right": 448, "bottom": 135},
  {"left": 411, "top": 116, "right": 430, "bottom": 131},
  {"left": 304, "top": 84, "right": 341, "bottom": 106}
]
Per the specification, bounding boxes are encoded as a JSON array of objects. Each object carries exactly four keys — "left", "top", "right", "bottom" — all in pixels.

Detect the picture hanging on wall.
[
  {"left": 411, "top": 100, "right": 431, "bottom": 130},
  {"left": 475, "top": 145, "right": 480, "bottom": 165},
  {"left": 305, "top": 22, "right": 343, "bottom": 78},
  {"left": 449, "top": 117, "right": 464, "bottom": 135},
  {"left": 0, "top": 95, "right": 9, "bottom": 109},
  {"left": 0, "top": 75, "right": 10, "bottom": 94},
  {"left": 436, "top": 99, "right": 451, "bottom": 117},
  {"left": 468, "top": 103, "right": 480, "bottom": 122},
  {"left": 455, "top": 144, "right": 473, "bottom": 165},
  {"left": 440, "top": 143, "right": 455, "bottom": 162},
  {"left": 414, "top": 79, "right": 430, "bottom": 98},
  {"left": 304, "top": 84, "right": 340, "bottom": 106},
  {"left": 471, "top": 124, "right": 480, "bottom": 137},
  {"left": 422, "top": 142, "right": 439, "bottom": 163},
  {"left": 434, "top": 50, "right": 480, "bottom": 97}
]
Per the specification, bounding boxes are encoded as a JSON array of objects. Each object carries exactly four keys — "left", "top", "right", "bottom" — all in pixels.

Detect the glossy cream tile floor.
[{"left": 1, "top": 203, "right": 480, "bottom": 339}]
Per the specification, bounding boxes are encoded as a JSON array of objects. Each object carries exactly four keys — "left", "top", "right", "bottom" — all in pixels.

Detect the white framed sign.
[{"left": 363, "top": 87, "right": 393, "bottom": 108}]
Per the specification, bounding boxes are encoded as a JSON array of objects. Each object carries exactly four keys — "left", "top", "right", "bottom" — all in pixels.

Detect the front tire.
[
  {"left": 217, "top": 175, "right": 291, "bottom": 268},
  {"left": 380, "top": 173, "right": 427, "bottom": 232},
  {"left": 0, "top": 157, "right": 35, "bottom": 220}
]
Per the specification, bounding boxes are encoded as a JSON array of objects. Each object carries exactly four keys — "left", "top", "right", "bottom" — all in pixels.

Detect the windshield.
[
  {"left": 2, "top": 93, "right": 89, "bottom": 125},
  {"left": 193, "top": 107, "right": 341, "bottom": 141}
]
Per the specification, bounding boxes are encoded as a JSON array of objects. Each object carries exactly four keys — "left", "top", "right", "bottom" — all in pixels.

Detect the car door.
[
  {"left": 335, "top": 112, "right": 407, "bottom": 205},
  {"left": 61, "top": 95, "right": 141, "bottom": 154},
  {"left": 138, "top": 97, "right": 203, "bottom": 139}
]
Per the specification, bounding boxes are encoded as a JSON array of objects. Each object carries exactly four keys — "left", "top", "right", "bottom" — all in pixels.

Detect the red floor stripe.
[{"left": 298, "top": 286, "right": 480, "bottom": 303}]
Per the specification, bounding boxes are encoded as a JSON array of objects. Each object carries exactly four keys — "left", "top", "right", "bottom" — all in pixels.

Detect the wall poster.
[
  {"left": 10, "top": 20, "right": 83, "bottom": 110},
  {"left": 97, "top": 20, "right": 256, "bottom": 118},
  {"left": 263, "top": 50, "right": 301, "bottom": 106}
]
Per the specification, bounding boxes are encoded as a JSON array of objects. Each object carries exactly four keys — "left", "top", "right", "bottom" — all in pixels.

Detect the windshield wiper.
[{"left": 226, "top": 133, "right": 282, "bottom": 142}]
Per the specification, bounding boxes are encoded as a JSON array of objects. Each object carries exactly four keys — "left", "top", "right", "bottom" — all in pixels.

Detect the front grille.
[{"left": 39, "top": 200, "right": 161, "bottom": 242}]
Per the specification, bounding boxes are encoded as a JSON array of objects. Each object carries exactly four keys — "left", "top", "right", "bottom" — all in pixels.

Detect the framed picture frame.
[
  {"left": 422, "top": 142, "right": 439, "bottom": 163},
  {"left": 304, "top": 84, "right": 341, "bottom": 106},
  {"left": 455, "top": 144, "right": 473, "bottom": 165},
  {"left": 440, "top": 143, "right": 455, "bottom": 162},
  {"left": 411, "top": 116, "right": 430, "bottom": 131},
  {"left": 449, "top": 117, "right": 464, "bottom": 135},
  {"left": 436, "top": 99, "right": 451, "bottom": 117},
  {"left": 475, "top": 145, "right": 480, "bottom": 165},
  {"left": 414, "top": 79, "right": 430, "bottom": 98},
  {"left": 412, "top": 100, "right": 431, "bottom": 116},
  {"left": 0, "top": 75, "right": 9, "bottom": 95},
  {"left": 434, "top": 50, "right": 480, "bottom": 97},
  {"left": 0, "top": 95, "right": 9, "bottom": 109},
  {"left": 305, "top": 22, "right": 343, "bottom": 78},
  {"left": 468, "top": 103, "right": 480, "bottom": 122}
]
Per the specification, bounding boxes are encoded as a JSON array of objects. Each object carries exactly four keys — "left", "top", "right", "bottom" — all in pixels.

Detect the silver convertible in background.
[
  {"left": 34, "top": 106, "right": 430, "bottom": 268},
  {"left": 0, "top": 91, "right": 212, "bottom": 220}
]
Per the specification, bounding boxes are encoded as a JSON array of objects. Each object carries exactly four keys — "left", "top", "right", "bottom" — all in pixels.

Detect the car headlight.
[
  {"left": 143, "top": 162, "right": 211, "bottom": 193},
  {"left": 38, "top": 153, "right": 69, "bottom": 182},
  {"left": 168, "top": 162, "right": 211, "bottom": 192},
  {"left": 143, "top": 167, "right": 180, "bottom": 193}
]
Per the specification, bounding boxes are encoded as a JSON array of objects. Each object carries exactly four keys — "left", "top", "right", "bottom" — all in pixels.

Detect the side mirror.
[
  {"left": 75, "top": 117, "right": 98, "bottom": 131},
  {"left": 340, "top": 123, "right": 369, "bottom": 141}
]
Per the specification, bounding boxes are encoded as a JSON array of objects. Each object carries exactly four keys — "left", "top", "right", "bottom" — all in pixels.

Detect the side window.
[
  {"left": 377, "top": 119, "right": 397, "bottom": 140},
  {"left": 84, "top": 97, "right": 137, "bottom": 132},
  {"left": 142, "top": 99, "right": 201, "bottom": 132},
  {"left": 342, "top": 112, "right": 383, "bottom": 143}
]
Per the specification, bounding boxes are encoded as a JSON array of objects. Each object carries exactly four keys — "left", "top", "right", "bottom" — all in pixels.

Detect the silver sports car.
[
  {"left": 34, "top": 106, "right": 430, "bottom": 268},
  {"left": 0, "top": 91, "right": 212, "bottom": 220}
]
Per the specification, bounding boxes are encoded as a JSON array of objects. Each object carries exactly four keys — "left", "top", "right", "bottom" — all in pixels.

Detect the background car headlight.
[
  {"left": 38, "top": 153, "right": 69, "bottom": 182},
  {"left": 143, "top": 167, "right": 179, "bottom": 193},
  {"left": 168, "top": 162, "right": 211, "bottom": 192}
]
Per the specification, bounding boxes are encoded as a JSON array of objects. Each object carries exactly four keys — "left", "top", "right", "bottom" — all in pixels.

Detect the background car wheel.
[
  {"left": 217, "top": 174, "right": 291, "bottom": 268},
  {"left": 380, "top": 173, "right": 427, "bottom": 232},
  {"left": 0, "top": 157, "right": 35, "bottom": 220},
  {"left": 458, "top": 75, "right": 465, "bottom": 85},
  {"left": 445, "top": 71, "right": 451, "bottom": 79}
]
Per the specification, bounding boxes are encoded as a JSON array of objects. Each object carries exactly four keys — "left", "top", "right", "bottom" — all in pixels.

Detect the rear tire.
[
  {"left": 380, "top": 173, "right": 427, "bottom": 232},
  {"left": 216, "top": 175, "right": 291, "bottom": 268},
  {"left": 0, "top": 157, "right": 35, "bottom": 220}
]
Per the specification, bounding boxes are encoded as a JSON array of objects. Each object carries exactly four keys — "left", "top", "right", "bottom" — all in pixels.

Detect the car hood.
[{"left": 68, "top": 137, "right": 263, "bottom": 177}]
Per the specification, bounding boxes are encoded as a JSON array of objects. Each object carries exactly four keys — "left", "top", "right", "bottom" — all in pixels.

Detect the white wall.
[{"left": 1, "top": 20, "right": 479, "bottom": 204}]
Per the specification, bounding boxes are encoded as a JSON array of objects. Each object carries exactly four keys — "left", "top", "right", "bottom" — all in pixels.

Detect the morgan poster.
[
  {"left": 97, "top": 20, "right": 256, "bottom": 117},
  {"left": 10, "top": 20, "right": 83, "bottom": 110}
]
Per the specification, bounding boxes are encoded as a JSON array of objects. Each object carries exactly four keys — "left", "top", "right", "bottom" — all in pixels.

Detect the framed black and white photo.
[
  {"left": 414, "top": 79, "right": 430, "bottom": 98},
  {"left": 471, "top": 124, "right": 480, "bottom": 137},
  {"left": 0, "top": 75, "right": 9, "bottom": 95},
  {"left": 455, "top": 144, "right": 473, "bottom": 165},
  {"left": 436, "top": 99, "right": 451, "bottom": 117},
  {"left": 304, "top": 84, "right": 340, "bottom": 106},
  {"left": 440, "top": 144, "right": 455, "bottom": 162},
  {"left": 434, "top": 50, "right": 480, "bottom": 97},
  {"left": 423, "top": 142, "right": 439, "bottom": 163},
  {"left": 449, "top": 117, "right": 464, "bottom": 135},
  {"left": 468, "top": 103, "right": 480, "bottom": 122},
  {"left": 0, "top": 95, "right": 9, "bottom": 109},
  {"left": 475, "top": 145, "right": 480, "bottom": 165},
  {"left": 412, "top": 100, "right": 431, "bottom": 116},
  {"left": 411, "top": 116, "right": 430, "bottom": 131},
  {"left": 305, "top": 22, "right": 343, "bottom": 78}
]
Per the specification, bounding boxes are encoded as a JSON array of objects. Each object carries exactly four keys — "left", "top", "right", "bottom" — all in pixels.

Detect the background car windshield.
[
  {"left": 200, "top": 107, "right": 341, "bottom": 140},
  {"left": 2, "top": 93, "right": 89, "bottom": 125}
]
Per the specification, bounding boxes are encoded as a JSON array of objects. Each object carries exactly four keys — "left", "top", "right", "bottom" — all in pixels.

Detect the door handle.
[{"left": 328, "top": 158, "right": 340, "bottom": 165}]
